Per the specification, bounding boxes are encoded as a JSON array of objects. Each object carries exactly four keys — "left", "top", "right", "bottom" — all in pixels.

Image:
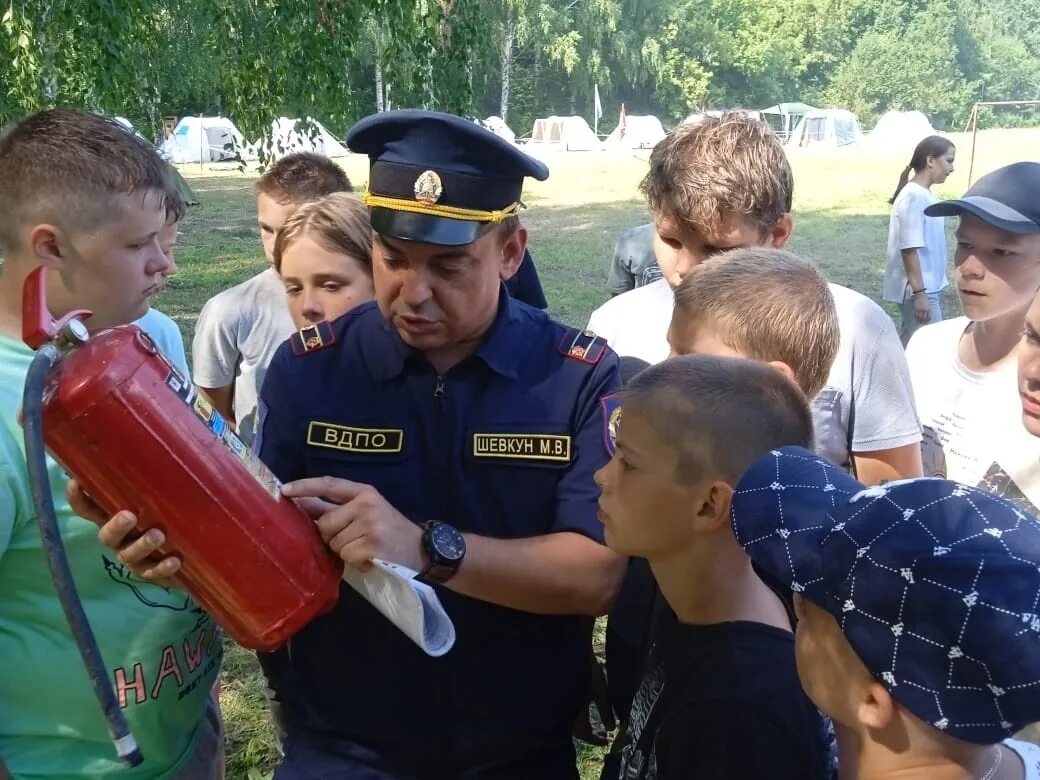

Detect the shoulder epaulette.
[
  {"left": 290, "top": 321, "right": 337, "bottom": 356},
  {"left": 559, "top": 328, "right": 607, "bottom": 365}
]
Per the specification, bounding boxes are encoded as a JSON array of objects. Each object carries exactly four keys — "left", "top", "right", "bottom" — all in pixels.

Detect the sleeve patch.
[{"left": 600, "top": 394, "right": 622, "bottom": 457}]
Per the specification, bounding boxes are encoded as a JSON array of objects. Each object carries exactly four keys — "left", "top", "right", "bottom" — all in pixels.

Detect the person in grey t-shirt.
[
  {"left": 192, "top": 153, "right": 352, "bottom": 444},
  {"left": 608, "top": 223, "right": 661, "bottom": 296}
]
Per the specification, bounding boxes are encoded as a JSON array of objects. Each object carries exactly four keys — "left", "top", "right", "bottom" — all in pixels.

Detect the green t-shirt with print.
[{"left": 0, "top": 335, "right": 222, "bottom": 778}]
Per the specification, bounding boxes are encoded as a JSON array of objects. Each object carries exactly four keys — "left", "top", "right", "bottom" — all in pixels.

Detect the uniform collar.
[{"left": 370, "top": 286, "right": 525, "bottom": 380}]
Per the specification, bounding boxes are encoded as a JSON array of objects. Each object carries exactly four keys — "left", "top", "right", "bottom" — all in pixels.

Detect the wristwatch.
[{"left": 418, "top": 521, "right": 466, "bottom": 584}]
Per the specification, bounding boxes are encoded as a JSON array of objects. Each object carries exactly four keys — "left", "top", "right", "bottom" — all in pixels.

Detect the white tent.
[
  {"left": 786, "top": 109, "right": 862, "bottom": 148},
  {"left": 160, "top": 116, "right": 249, "bottom": 163},
  {"left": 529, "top": 116, "right": 600, "bottom": 151},
  {"left": 863, "top": 110, "right": 937, "bottom": 153},
  {"left": 605, "top": 115, "right": 666, "bottom": 149},
  {"left": 250, "top": 117, "right": 349, "bottom": 160},
  {"left": 482, "top": 116, "right": 516, "bottom": 143}
]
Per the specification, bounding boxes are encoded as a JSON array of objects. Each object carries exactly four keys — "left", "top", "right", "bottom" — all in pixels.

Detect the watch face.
[{"left": 431, "top": 523, "right": 465, "bottom": 562}]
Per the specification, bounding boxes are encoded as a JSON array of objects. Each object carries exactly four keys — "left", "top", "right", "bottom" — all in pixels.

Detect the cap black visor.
[{"left": 371, "top": 208, "right": 495, "bottom": 247}]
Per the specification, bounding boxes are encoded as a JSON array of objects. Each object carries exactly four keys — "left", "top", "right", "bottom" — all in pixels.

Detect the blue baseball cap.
[
  {"left": 924, "top": 161, "right": 1040, "bottom": 234},
  {"left": 731, "top": 446, "right": 1040, "bottom": 744},
  {"left": 346, "top": 110, "right": 549, "bottom": 246}
]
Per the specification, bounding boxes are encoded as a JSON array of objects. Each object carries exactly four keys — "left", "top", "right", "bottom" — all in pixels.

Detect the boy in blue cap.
[
  {"left": 732, "top": 447, "right": 1040, "bottom": 779},
  {"left": 88, "top": 109, "right": 624, "bottom": 779}
]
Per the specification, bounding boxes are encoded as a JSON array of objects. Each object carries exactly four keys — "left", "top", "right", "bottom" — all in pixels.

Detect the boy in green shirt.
[{"left": 0, "top": 109, "right": 223, "bottom": 778}]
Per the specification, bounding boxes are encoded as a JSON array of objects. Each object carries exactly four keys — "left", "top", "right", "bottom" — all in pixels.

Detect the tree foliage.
[{"left": 1, "top": 0, "right": 1038, "bottom": 140}]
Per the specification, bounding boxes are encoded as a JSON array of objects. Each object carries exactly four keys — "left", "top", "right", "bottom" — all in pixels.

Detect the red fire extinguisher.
[{"left": 21, "top": 266, "right": 342, "bottom": 764}]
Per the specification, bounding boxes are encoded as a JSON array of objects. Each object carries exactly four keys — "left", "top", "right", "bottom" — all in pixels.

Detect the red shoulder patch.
[
  {"left": 290, "top": 321, "right": 336, "bottom": 356},
  {"left": 559, "top": 329, "right": 607, "bottom": 365}
]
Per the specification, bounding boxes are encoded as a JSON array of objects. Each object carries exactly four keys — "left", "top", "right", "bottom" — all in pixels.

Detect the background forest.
[{"left": 4, "top": 0, "right": 1040, "bottom": 142}]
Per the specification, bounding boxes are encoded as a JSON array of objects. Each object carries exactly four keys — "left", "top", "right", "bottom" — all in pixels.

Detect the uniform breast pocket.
[
  {"left": 302, "top": 419, "right": 422, "bottom": 514},
  {"left": 464, "top": 426, "right": 572, "bottom": 537},
  {"left": 810, "top": 387, "right": 850, "bottom": 468}
]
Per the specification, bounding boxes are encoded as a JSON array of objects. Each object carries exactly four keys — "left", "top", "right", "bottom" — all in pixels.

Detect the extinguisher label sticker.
[{"left": 164, "top": 372, "right": 283, "bottom": 501}]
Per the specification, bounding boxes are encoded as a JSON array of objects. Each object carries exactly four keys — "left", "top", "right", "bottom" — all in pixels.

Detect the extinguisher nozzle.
[
  {"left": 23, "top": 345, "right": 145, "bottom": 767},
  {"left": 114, "top": 735, "right": 144, "bottom": 767}
]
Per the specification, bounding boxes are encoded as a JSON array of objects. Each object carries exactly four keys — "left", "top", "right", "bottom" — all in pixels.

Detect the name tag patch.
[
  {"left": 472, "top": 433, "right": 572, "bottom": 463},
  {"left": 307, "top": 422, "right": 404, "bottom": 454}
]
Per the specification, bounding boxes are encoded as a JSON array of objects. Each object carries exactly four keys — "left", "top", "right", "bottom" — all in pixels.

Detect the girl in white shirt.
[{"left": 882, "top": 136, "right": 956, "bottom": 344}]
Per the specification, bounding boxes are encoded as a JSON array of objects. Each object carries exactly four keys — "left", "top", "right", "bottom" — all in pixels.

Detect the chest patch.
[
  {"left": 472, "top": 433, "right": 572, "bottom": 463},
  {"left": 307, "top": 421, "right": 404, "bottom": 454}
]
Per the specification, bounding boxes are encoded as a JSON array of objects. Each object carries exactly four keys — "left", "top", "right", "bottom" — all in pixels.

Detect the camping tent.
[
  {"left": 786, "top": 108, "right": 862, "bottom": 148},
  {"left": 760, "top": 102, "right": 815, "bottom": 141},
  {"left": 113, "top": 115, "right": 199, "bottom": 205},
  {"left": 250, "top": 117, "right": 349, "bottom": 160},
  {"left": 160, "top": 116, "right": 249, "bottom": 163},
  {"left": 482, "top": 116, "right": 516, "bottom": 143},
  {"left": 863, "top": 110, "right": 936, "bottom": 153},
  {"left": 605, "top": 115, "right": 666, "bottom": 149},
  {"left": 529, "top": 116, "right": 600, "bottom": 151}
]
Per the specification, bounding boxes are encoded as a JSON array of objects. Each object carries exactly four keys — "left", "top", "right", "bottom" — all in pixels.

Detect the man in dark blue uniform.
[{"left": 257, "top": 109, "right": 625, "bottom": 778}]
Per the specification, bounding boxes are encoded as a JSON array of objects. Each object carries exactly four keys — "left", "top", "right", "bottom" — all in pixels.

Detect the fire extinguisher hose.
[{"left": 22, "top": 346, "right": 144, "bottom": 767}]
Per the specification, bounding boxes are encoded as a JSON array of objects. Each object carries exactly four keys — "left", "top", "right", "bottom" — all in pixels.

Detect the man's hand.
[
  {"left": 282, "top": 477, "right": 423, "bottom": 573},
  {"left": 913, "top": 291, "right": 931, "bottom": 323},
  {"left": 66, "top": 480, "right": 182, "bottom": 589}
]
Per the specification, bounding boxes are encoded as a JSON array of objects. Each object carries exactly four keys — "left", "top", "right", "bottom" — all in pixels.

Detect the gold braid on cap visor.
[{"left": 363, "top": 187, "right": 522, "bottom": 223}]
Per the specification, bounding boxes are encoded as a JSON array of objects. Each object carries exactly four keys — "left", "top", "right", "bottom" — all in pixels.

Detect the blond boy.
[{"left": 192, "top": 153, "right": 352, "bottom": 442}]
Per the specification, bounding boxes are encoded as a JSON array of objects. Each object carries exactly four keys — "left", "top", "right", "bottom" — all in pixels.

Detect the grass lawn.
[{"left": 158, "top": 127, "right": 1040, "bottom": 779}]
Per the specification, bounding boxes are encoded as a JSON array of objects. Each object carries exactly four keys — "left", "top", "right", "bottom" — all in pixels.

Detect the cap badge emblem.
[{"left": 414, "top": 170, "right": 443, "bottom": 205}]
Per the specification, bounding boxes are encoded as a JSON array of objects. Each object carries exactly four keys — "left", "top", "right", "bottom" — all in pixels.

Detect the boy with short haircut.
[
  {"left": 134, "top": 200, "right": 190, "bottom": 377},
  {"left": 595, "top": 355, "right": 831, "bottom": 779},
  {"left": 604, "top": 246, "right": 842, "bottom": 722},
  {"left": 0, "top": 109, "right": 221, "bottom": 777},
  {"left": 587, "top": 113, "right": 922, "bottom": 485},
  {"left": 668, "top": 247, "right": 839, "bottom": 399},
  {"left": 732, "top": 447, "right": 1040, "bottom": 779},
  {"left": 192, "top": 152, "right": 352, "bottom": 443},
  {"left": 907, "top": 162, "right": 1040, "bottom": 516}
]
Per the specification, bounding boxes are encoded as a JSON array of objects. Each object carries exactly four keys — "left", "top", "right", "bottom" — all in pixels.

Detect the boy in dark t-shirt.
[{"left": 594, "top": 355, "right": 832, "bottom": 779}]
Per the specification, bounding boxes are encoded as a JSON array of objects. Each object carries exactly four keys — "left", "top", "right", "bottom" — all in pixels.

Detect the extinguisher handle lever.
[{"left": 22, "top": 266, "right": 93, "bottom": 350}]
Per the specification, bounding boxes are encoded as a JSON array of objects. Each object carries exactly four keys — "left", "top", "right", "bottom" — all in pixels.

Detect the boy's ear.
[
  {"left": 766, "top": 360, "right": 797, "bottom": 387},
  {"left": 857, "top": 679, "right": 897, "bottom": 732},
  {"left": 28, "top": 224, "right": 68, "bottom": 270},
  {"left": 498, "top": 226, "right": 528, "bottom": 281},
  {"left": 766, "top": 214, "right": 793, "bottom": 249},
  {"left": 692, "top": 480, "right": 734, "bottom": 533}
]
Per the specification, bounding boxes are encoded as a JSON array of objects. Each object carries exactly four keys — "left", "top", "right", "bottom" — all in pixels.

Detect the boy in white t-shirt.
[
  {"left": 192, "top": 153, "right": 352, "bottom": 444},
  {"left": 733, "top": 447, "right": 1040, "bottom": 780},
  {"left": 587, "top": 113, "right": 922, "bottom": 485},
  {"left": 907, "top": 162, "right": 1040, "bottom": 516}
]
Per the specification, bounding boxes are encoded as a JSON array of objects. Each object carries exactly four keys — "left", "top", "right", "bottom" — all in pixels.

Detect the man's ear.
[
  {"left": 692, "top": 480, "right": 734, "bottom": 534},
  {"left": 767, "top": 214, "right": 793, "bottom": 249},
  {"left": 28, "top": 224, "right": 68, "bottom": 271},
  {"left": 858, "top": 679, "right": 897, "bottom": 732},
  {"left": 766, "top": 360, "right": 797, "bottom": 387},
  {"left": 498, "top": 226, "right": 527, "bottom": 281}
]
